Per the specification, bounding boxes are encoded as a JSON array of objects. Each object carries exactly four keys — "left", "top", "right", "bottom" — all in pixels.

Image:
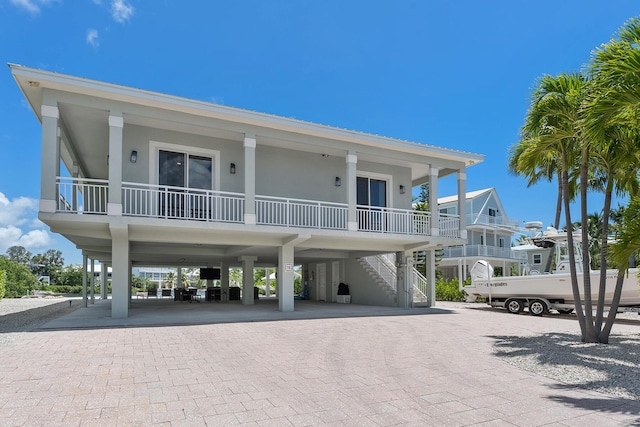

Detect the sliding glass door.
[
  {"left": 158, "top": 150, "right": 213, "bottom": 218},
  {"left": 357, "top": 176, "right": 387, "bottom": 231}
]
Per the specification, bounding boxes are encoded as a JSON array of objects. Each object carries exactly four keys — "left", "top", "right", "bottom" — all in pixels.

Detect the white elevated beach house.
[
  {"left": 10, "top": 64, "right": 483, "bottom": 318},
  {"left": 437, "top": 188, "right": 524, "bottom": 279}
]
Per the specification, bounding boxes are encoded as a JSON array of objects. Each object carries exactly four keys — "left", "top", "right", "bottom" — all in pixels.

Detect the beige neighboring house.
[
  {"left": 438, "top": 188, "right": 525, "bottom": 280},
  {"left": 11, "top": 64, "right": 484, "bottom": 318}
]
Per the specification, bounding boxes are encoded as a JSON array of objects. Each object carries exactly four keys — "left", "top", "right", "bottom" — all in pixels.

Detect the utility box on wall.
[{"left": 337, "top": 295, "right": 351, "bottom": 303}]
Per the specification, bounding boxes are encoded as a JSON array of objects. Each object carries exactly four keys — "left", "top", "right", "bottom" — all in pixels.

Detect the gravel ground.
[
  {"left": 1, "top": 298, "right": 639, "bottom": 401},
  {"left": 440, "top": 301, "right": 640, "bottom": 400},
  {"left": 0, "top": 297, "right": 82, "bottom": 347}
]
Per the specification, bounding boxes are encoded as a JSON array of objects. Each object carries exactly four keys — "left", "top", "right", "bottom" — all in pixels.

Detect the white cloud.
[
  {"left": 86, "top": 29, "right": 99, "bottom": 47},
  {"left": 0, "top": 192, "right": 54, "bottom": 254},
  {"left": 9, "top": 0, "right": 54, "bottom": 14},
  {"left": 111, "top": 0, "right": 134, "bottom": 23},
  {"left": 0, "top": 193, "right": 37, "bottom": 227}
]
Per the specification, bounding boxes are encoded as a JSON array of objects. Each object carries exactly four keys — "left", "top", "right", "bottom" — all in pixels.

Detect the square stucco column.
[
  {"left": 278, "top": 244, "right": 295, "bottom": 312},
  {"left": 101, "top": 264, "right": 109, "bottom": 300},
  {"left": 108, "top": 114, "right": 124, "bottom": 216},
  {"left": 457, "top": 170, "right": 467, "bottom": 239},
  {"left": 243, "top": 134, "right": 256, "bottom": 225},
  {"left": 82, "top": 253, "right": 88, "bottom": 308},
  {"left": 240, "top": 256, "right": 256, "bottom": 305},
  {"left": 221, "top": 262, "right": 229, "bottom": 301},
  {"left": 40, "top": 104, "right": 59, "bottom": 213},
  {"left": 110, "top": 224, "right": 130, "bottom": 318},
  {"left": 429, "top": 166, "right": 439, "bottom": 237},
  {"left": 396, "top": 251, "right": 414, "bottom": 308},
  {"left": 425, "top": 249, "right": 436, "bottom": 307},
  {"left": 346, "top": 152, "right": 358, "bottom": 231}
]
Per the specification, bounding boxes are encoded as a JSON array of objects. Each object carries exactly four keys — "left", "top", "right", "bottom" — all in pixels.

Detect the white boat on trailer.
[{"left": 465, "top": 227, "right": 640, "bottom": 316}]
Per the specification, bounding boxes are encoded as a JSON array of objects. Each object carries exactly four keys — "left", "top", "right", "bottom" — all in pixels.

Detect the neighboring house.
[
  {"left": 132, "top": 266, "right": 176, "bottom": 287},
  {"left": 11, "top": 64, "right": 483, "bottom": 318},
  {"left": 437, "top": 188, "right": 525, "bottom": 279}
]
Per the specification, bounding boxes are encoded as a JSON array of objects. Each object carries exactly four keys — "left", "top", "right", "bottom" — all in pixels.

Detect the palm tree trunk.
[
  {"left": 562, "top": 165, "right": 586, "bottom": 339},
  {"left": 580, "top": 147, "right": 596, "bottom": 342},
  {"left": 600, "top": 270, "right": 626, "bottom": 343},
  {"left": 595, "top": 182, "right": 614, "bottom": 336}
]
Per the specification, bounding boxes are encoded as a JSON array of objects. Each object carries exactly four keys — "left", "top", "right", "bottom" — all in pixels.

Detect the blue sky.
[{"left": 1, "top": 0, "right": 638, "bottom": 266}]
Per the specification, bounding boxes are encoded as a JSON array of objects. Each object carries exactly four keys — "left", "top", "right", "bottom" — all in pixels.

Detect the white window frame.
[
  {"left": 149, "top": 140, "right": 221, "bottom": 191},
  {"left": 532, "top": 253, "right": 542, "bottom": 264},
  {"left": 356, "top": 171, "right": 393, "bottom": 208}
]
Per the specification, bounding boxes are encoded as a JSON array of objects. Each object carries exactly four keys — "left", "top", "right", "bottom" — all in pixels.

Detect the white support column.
[
  {"left": 82, "top": 253, "right": 88, "bottom": 308},
  {"left": 429, "top": 167, "right": 439, "bottom": 237},
  {"left": 108, "top": 114, "right": 124, "bottom": 215},
  {"left": 40, "top": 104, "right": 59, "bottom": 213},
  {"left": 425, "top": 249, "right": 436, "bottom": 307},
  {"left": 110, "top": 225, "right": 130, "bottom": 318},
  {"left": 177, "top": 268, "right": 183, "bottom": 288},
  {"left": 265, "top": 267, "right": 271, "bottom": 297},
  {"left": 240, "top": 256, "right": 256, "bottom": 305},
  {"left": 101, "top": 264, "right": 109, "bottom": 300},
  {"left": 457, "top": 169, "right": 467, "bottom": 239},
  {"left": 90, "top": 259, "right": 95, "bottom": 304},
  {"left": 395, "top": 251, "right": 414, "bottom": 308},
  {"left": 346, "top": 152, "right": 358, "bottom": 231},
  {"left": 221, "top": 263, "right": 229, "bottom": 301},
  {"left": 243, "top": 134, "right": 257, "bottom": 225},
  {"left": 278, "top": 244, "right": 295, "bottom": 312}
]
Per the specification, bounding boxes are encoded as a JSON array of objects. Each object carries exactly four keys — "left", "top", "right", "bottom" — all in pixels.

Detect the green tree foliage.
[
  {"left": 435, "top": 278, "right": 467, "bottom": 302},
  {"left": 54, "top": 265, "right": 85, "bottom": 287},
  {"left": 6, "top": 246, "right": 32, "bottom": 266},
  {"left": 0, "top": 257, "right": 38, "bottom": 297},
  {"left": 0, "top": 269, "right": 6, "bottom": 299}
]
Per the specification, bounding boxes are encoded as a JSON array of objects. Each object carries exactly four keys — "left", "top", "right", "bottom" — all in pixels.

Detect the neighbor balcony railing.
[
  {"left": 440, "top": 244, "right": 528, "bottom": 260},
  {"left": 467, "top": 213, "right": 519, "bottom": 228},
  {"left": 53, "top": 177, "right": 460, "bottom": 238}
]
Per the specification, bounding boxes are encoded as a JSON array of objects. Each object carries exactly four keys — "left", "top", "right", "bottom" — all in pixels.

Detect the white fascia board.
[{"left": 9, "top": 64, "right": 484, "bottom": 167}]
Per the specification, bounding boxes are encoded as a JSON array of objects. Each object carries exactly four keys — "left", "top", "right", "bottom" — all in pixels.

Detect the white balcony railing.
[
  {"left": 467, "top": 213, "right": 519, "bottom": 228},
  {"left": 57, "top": 177, "right": 109, "bottom": 214},
  {"left": 256, "top": 196, "right": 348, "bottom": 230},
  {"left": 122, "top": 182, "right": 244, "bottom": 223},
  {"left": 53, "top": 178, "right": 461, "bottom": 238},
  {"left": 357, "top": 206, "right": 434, "bottom": 236},
  {"left": 440, "top": 244, "right": 528, "bottom": 260}
]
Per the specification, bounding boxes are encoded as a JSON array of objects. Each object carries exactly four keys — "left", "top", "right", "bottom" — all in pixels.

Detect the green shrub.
[
  {"left": 42, "top": 285, "right": 83, "bottom": 294},
  {"left": 0, "top": 269, "right": 6, "bottom": 299},
  {"left": 435, "top": 277, "right": 467, "bottom": 301}
]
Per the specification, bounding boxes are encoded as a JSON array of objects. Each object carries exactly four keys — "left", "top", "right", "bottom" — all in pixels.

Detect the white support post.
[
  {"left": 346, "top": 152, "right": 358, "bottom": 231},
  {"left": 244, "top": 134, "right": 256, "bottom": 225},
  {"left": 102, "top": 264, "right": 109, "bottom": 299},
  {"left": 265, "top": 267, "right": 270, "bottom": 297},
  {"left": 40, "top": 104, "right": 59, "bottom": 213},
  {"left": 108, "top": 114, "right": 124, "bottom": 216},
  {"left": 82, "top": 254, "right": 88, "bottom": 308},
  {"left": 429, "top": 166, "right": 439, "bottom": 237},
  {"left": 110, "top": 225, "right": 130, "bottom": 318},
  {"left": 458, "top": 170, "right": 467, "bottom": 239},
  {"left": 90, "top": 259, "right": 95, "bottom": 304},
  {"left": 221, "top": 263, "right": 229, "bottom": 302},
  {"left": 426, "top": 249, "right": 436, "bottom": 307},
  {"left": 278, "top": 244, "right": 295, "bottom": 312},
  {"left": 177, "top": 268, "right": 183, "bottom": 288},
  {"left": 240, "top": 256, "right": 257, "bottom": 305}
]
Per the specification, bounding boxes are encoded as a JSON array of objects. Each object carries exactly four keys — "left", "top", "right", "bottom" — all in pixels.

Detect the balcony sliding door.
[
  {"left": 357, "top": 176, "right": 387, "bottom": 231},
  {"left": 158, "top": 150, "right": 212, "bottom": 219}
]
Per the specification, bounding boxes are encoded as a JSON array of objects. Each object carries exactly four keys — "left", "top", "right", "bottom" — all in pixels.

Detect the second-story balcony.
[
  {"left": 466, "top": 213, "right": 519, "bottom": 229},
  {"left": 56, "top": 177, "right": 461, "bottom": 238}
]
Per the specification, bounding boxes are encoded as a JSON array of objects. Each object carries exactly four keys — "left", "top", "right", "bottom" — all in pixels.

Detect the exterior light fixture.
[
  {"left": 399, "top": 185, "right": 406, "bottom": 194},
  {"left": 130, "top": 150, "right": 137, "bottom": 163},
  {"left": 230, "top": 163, "right": 236, "bottom": 174},
  {"left": 335, "top": 177, "right": 341, "bottom": 187}
]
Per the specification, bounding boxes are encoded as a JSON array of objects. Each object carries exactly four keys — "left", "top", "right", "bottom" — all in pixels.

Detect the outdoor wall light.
[
  {"left": 399, "top": 185, "right": 406, "bottom": 194},
  {"left": 335, "top": 177, "right": 342, "bottom": 187},
  {"left": 230, "top": 163, "right": 236, "bottom": 174},
  {"left": 130, "top": 150, "right": 137, "bottom": 163}
]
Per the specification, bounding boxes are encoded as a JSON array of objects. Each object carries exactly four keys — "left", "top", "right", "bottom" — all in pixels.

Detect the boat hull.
[{"left": 466, "top": 269, "right": 640, "bottom": 306}]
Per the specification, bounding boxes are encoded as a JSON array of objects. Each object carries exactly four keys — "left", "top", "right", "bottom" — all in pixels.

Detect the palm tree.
[{"left": 512, "top": 72, "right": 589, "bottom": 337}]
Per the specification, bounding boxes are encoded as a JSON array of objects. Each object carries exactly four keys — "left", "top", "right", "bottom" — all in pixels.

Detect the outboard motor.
[{"left": 470, "top": 260, "right": 493, "bottom": 282}]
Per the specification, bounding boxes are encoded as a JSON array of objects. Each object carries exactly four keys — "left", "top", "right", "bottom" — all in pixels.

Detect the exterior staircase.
[{"left": 358, "top": 254, "right": 430, "bottom": 305}]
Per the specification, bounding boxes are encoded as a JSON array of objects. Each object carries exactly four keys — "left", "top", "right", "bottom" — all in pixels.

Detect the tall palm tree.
[{"left": 513, "top": 72, "right": 589, "bottom": 337}]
